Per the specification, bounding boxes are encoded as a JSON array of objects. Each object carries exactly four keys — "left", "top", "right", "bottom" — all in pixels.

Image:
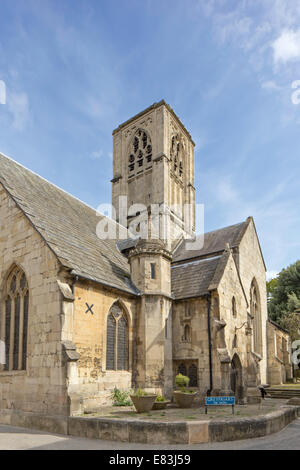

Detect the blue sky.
[{"left": 0, "top": 0, "right": 299, "bottom": 278}]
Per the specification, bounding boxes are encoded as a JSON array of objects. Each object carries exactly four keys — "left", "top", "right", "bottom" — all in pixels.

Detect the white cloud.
[
  {"left": 90, "top": 149, "right": 112, "bottom": 160},
  {"left": 90, "top": 149, "right": 104, "bottom": 160},
  {"left": 261, "top": 80, "right": 281, "bottom": 91},
  {"left": 272, "top": 29, "right": 300, "bottom": 64},
  {"left": 266, "top": 270, "right": 279, "bottom": 281},
  {"left": 216, "top": 177, "right": 240, "bottom": 205},
  {"left": 7, "top": 91, "right": 30, "bottom": 130},
  {"left": 0, "top": 80, "right": 6, "bottom": 104}
]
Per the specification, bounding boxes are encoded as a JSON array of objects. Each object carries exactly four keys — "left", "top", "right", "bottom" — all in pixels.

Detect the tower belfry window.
[
  {"left": 170, "top": 134, "right": 184, "bottom": 177},
  {"left": 128, "top": 129, "right": 152, "bottom": 176}
]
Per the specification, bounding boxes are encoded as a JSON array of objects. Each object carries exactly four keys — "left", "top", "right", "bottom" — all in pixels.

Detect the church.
[{"left": 0, "top": 100, "right": 292, "bottom": 419}]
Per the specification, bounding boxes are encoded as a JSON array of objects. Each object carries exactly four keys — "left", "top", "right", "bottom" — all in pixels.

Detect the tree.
[
  {"left": 279, "top": 312, "right": 300, "bottom": 344},
  {"left": 266, "top": 277, "right": 278, "bottom": 302},
  {"left": 268, "top": 260, "right": 300, "bottom": 323}
]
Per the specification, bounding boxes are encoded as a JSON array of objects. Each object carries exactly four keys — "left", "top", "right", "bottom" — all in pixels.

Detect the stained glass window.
[
  {"left": 4, "top": 298, "right": 11, "bottom": 371},
  {"left": 13, "top": 295, "right": 20, "bottom": 370},
  {"left": 2, "top": 267, "right": 28, "bottom": 372},
  {"left": 117, "top": 315, "right": 128, "bottom": 370},
  {"left": 106, "top": 313, "right": 116, "bottom": 370},
  {"left": 106, "top": 304, "right": 129, "bottom": 371}
]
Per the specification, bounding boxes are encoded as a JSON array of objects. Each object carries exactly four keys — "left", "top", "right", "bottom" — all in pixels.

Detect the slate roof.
[
  {"left": 0, "top": 152, "right": 258, "bottom": 301},
  {"left": 172, "top": 221, "right": 249, "bottom": 263},
  {"left": 268, "top": 318, "right": 289, "bottom": 334},
  {"left": 171, "top": 255, "right": 223, "bottom": 300},
  {"left": 0, "top": 152, "right": 138, "bottom": 295},
  {"left": 117, "top": 238, "right": 138, "bottom": 255}
]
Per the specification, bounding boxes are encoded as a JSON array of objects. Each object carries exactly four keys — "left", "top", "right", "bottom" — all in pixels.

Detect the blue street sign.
[{"left": 205, "top": 396, "right": 235, "bottom": 406}]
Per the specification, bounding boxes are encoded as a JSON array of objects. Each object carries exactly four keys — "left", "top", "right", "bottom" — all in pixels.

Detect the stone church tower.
[
  {"left": 111, "top": 100, "right": 196, "bottom": 248},
  {"left": 111, "top": 100, "right": 196, "bottom": 396}
]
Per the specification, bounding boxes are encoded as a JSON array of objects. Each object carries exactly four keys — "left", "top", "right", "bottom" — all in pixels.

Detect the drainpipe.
[{"left": 206, "top": 293, "right": 213, "bottom": 395}]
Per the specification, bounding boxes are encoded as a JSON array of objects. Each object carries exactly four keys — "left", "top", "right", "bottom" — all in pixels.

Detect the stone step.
[{"left": 267, "top": 388, "right": 300, "bottom": 399}]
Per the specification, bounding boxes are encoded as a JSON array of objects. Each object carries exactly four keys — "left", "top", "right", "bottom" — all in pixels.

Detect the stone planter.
[
  {"left": 152, "top": 400, "right": 171, "bottom": 410},
  {"left": 173, "top": 391, "right": 197, "bottom": 408},
  {"left": 130, "top": 395, "right": 157, "bottom": 413}
]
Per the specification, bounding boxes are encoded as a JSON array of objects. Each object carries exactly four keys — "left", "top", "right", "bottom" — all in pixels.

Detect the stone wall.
[
  {"left": 172, "top": 297, "right": 211, "bottom": 397},
  {"left": 267, "top": 320, "right": 292, "bottom": 385},
  {"left": 69, "top": 280, "right": 137, "bottom": 411},
  {"left": 216, "top": 252, "right": 249, "bottom": 397},
  {"left": 0, "top": 186, "right": 67, "bottom": 416},
  {"left": 237, "top": 219, "right": 268, "bottom": 384},
  {"left": 172, "top": 251, "right": 257, "bottom": 401}
]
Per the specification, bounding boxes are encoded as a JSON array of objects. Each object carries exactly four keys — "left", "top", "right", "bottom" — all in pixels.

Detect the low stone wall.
[
  {"left": 0, "top": 406, "right": 299, "bottom": 445},
  {"left": 0, "top": 409, "right": 68, "bottom": 435}
]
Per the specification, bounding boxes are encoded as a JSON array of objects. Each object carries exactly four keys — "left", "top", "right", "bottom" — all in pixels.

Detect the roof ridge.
[
  {"left": 0, "top": 151, "right": 137, "bottom": 295},
  {"left": 197, "top": 220, "right": 246, "bottom": 238},
  {"left": 0, "top": 151, "right": 127, "bottom": 234}
]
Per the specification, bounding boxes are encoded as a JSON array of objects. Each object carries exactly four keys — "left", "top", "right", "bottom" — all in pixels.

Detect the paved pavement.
[{"left": 0, "top": 419, "right": 299, "bottom": 450}]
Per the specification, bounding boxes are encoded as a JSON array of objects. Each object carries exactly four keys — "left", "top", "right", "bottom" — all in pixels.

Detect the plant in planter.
[
  {"left": 173, "top": 374, "right": 197, "bottom": 408},
  {"left": 152, "top": 395, "right": 171, "bottom": 410},
  {"left": 111, "top": 387, "right": 132, "bottom": 407},
  {"left": 130, "top": 388, "right": 157, "bottom": 413}
]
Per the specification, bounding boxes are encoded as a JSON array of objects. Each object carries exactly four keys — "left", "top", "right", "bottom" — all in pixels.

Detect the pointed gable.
[
  {"left": 0, "top": 152, "right": 138, "bottom": 295},
  {"left": 172, "top": 221, "right": 248, "bottom": 263}
]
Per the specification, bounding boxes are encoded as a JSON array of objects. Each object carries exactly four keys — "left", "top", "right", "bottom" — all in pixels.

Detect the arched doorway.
[{"left": 231, "top": 354, "right": 244, "bottom": 403}]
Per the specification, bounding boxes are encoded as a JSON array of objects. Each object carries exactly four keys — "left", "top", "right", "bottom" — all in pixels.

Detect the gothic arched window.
[
  {"left": 128, "top": 129, "right": 152, "bottom": 175},
  {"left": 106, "top": 303, "right": 129, "bottom": 371},
  {"left": 250, "top": 279, "right": 262, "bottom": 355},
  {"left": 170, "top": 134, "right": 184, "bottom": 178},
  {"left": 178, "top": 363, "right": 187, "bottom": 376},
  {"left": 3, "top": 266, "right": 29, "bottom": 371},
  {"left": 188, "top": 364, "right": 198, "bottom": 387}
]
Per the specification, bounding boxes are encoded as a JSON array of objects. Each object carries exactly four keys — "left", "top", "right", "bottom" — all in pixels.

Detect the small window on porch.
[{"left": 150, "top": 263, "right": 156, "bottom": 279}]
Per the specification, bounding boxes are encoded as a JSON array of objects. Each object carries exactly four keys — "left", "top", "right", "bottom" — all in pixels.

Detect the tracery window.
[
  {"left": 177, "top": 362, "right": 198, "bottom": 387},
  {"left": 250, "top": 279, "right": 262, "bottom": 355},
  {"left": 178, "top": 363, "right": 187, "bottom": 376},
  {"left": 106, "top": 303, "right": 129, "bottom": 371},
  {"left": 170, "top": 134, "right": 184, "bottom": 178},
  {"left": 2, "top": 267, "right": 29, "bottom": 371},
  {"left": 128, "top": 129, "right": 152, "bottom": 175},
  {"left": 188, "top": 364, "right": 198, "bottom": 387}
]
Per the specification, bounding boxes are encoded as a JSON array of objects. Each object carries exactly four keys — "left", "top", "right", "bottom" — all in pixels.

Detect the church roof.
[
  {"left": 171, "top": 255, "right": 223, "bottom": 300},
  {"left": 0, "top": 152, "right": 138, "bottom": 296},
  {"left": 172, "top": 220, "right": 249, "bottom": 263}
]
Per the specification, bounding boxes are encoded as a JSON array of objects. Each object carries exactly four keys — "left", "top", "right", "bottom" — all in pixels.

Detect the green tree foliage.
[
  {"left": 268, "top": 260, "right": 300, "bottom": 322},
  {"left": 279, "top": 312, "right": 300, "bottom": 344},
  {"left": 266, "top": 277, "right": 278, "bottom": 302}
]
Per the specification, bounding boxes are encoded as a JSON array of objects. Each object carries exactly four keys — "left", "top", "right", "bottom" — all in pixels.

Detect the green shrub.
[
  {"left": 155, "top": 395, "right": 166, "bottom": 402},
  {"left": 175, "top": 373, "right": 190, "bottom": 392},
  {"left": 111, "top": 387, "right": 132, "bottom": 406},
  {"left": 132, "top": 388, "right": 147, "bottom": 397}
]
